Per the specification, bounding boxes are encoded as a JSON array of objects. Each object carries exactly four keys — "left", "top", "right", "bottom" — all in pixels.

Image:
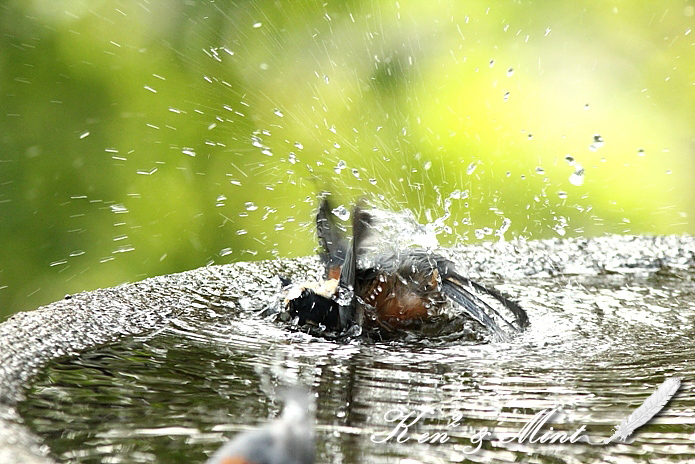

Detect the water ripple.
[{"left": 17, "top": 270, "right": 695, "bottom": 463}]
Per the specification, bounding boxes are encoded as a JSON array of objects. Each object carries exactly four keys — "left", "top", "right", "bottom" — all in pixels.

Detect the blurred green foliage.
[{"left": 1, "top": 0, "right": 694, "bottom": 319}]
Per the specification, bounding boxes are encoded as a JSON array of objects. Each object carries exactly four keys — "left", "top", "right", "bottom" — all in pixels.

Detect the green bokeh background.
[{"left": 1, "top": 0, "right": 693, "bottom": 319}]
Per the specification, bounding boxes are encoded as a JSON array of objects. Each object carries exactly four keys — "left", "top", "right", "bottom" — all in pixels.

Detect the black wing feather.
[
  {"left": 337, "top": 202, "right": 372, "bottom": 329},
  {"left": 316, "top": 198, "right": 347, "bottom": 276}
]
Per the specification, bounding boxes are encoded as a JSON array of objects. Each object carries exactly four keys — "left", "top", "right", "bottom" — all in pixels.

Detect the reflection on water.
[{"left": 18, "top": 271, "right": 695, "bottom": 463}]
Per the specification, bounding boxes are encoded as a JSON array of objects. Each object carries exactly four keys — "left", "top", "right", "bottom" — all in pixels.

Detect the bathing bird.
[{"left": 283, "top": 198, "right": 529, "bottom": 341}]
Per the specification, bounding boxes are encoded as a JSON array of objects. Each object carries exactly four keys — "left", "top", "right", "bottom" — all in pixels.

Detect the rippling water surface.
[{"left": 18, "top": 268, "right": 695, "bottom": 463}]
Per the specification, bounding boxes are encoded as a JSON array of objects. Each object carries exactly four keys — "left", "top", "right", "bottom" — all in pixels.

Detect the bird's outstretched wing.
[{"left": 441, "top": 273, "right": 528, "bottom": 342}]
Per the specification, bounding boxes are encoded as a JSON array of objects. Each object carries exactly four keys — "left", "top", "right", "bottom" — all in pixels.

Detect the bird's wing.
[
  {"left": 337, "top": 202, "right": 373, "bottom": 329},
  {"left": 464, "top": 277, "right": 529, "bottom": 328},
  {"left": 441, "top": 273, "right": 527, "bottom": 341},
  {"left": 316, "top": 197, "right": 347, "bottom": 279}
]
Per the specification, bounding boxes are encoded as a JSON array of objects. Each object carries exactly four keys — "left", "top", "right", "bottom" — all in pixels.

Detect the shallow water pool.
[{"left": 16, "top": 238, "right": 695, "bottom": 463}]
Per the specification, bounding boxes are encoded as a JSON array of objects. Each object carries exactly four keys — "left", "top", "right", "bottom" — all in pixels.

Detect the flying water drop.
[
  {"left": 589, "top": 134, "right": 604, "bottom": 151},
  {"left": 332, "top": 205, "right": 350, "bottom": 221},
  {"left": 569, "top": 164, "right": 585, "bottom": 186},
  {"left": 334, "top": 160, "right": 347, "bottom": 174}
]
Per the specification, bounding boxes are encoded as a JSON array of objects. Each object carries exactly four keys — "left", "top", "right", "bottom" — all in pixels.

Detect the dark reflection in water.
[{"left": 18, "top": 272, "right": 695, "bottom": 463}]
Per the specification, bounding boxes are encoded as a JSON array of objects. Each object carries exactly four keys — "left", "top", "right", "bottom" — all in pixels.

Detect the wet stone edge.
[{"left": 0, "top": 234, "right": 693, "bottom": 463}]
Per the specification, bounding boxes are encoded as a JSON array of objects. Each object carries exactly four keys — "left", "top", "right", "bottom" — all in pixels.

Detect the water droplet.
[
  {"left": 253, "top": 22, "right": 262, "bottom": 28},
  {"left": 352, "top": 168, "right": 361, "bottom": 180},
  {"left": 288, "top": 153, "right": 298, "bottom": 164},
  {"left": 489, "top": 59, "right": 495, "bottom": 67},
  {"left": 220, "top": 248, "right": 233, "bottom": 257},
  {"left": 182, "top": 148, "right": 196, "bottom": 157},
  {"left": 334, "top": 160, "right": 346, "bottom": 174},
  {"left": 273, "top": 108, "right": 284, "bottom": 117},
  {"left": 423, "top": 161, "right": 432, "bottom": 170},
  {"left": 466, "top": 161, "right": 478, "bottom": 175},
  {"left": 535, "top": 166, "right": 545, "bottom": 175},
  {"left": 245, "top": 202, "right": 258, "bottom": 211},
  {"left": 557, "top": 191, "right": 568, "bottom": 199},
  {"left": 336, "top": 287, "right": 354, "bottom": 307},
  {"left": 474, "top": 229, "right": 485, "bottom": 239},
  {"left": 294, "top": 141, "right": 304, "bottom": 150},
  {"left": 496, "top": 218, "right": 512, "bottom": 238},
  {"left": 333, "top": 142, "right": 341, "bottom": 149},
  {"left": 507, "top": 68, "right": 514, "bottom": 76},
  {"left": 565, "top": 155, "right": 575, "bottom": 165},
  {"left": 369, "top": 178, "right": 377, "bottom": 185},
  {"left": 332, "top": 205, "right": 350, "bottom": 221},
  {"left": 637, "top": 148, "right": 645, "bottom": 157},
  {"left": 527, "top": 134, "right": 533, "bottom": 140},
  {"left": 545, "top": 27, "right": 551, "bottom": 36},
  {"left": 553, "top": 216, "right": 568, "bottom": 236},
  {"left": 251, "top": 136, "right": 263, "bottom": 148},
  {"left": 236, "top": 229, "right": 248, "bottom": 235},
  {"left": 584, "top": 103, "right": 590, "bottom": 110},
  {"left": 569, "top": 166, "right": 585, "bottom": 186},
  {"left": 113, "top": 245, "right": 135, "bottom": 254},
  {"left": 324, "top": 75, "right": 330, "bottom": 84},
  {"left": 589, "top": 134, "right": 604, "bottom": 151},
  {"left": 110, "top": 204, "right": 128, "bottom": 214},
  {"left": 503, "top": 91, "right": 510, "bottom": 102}
]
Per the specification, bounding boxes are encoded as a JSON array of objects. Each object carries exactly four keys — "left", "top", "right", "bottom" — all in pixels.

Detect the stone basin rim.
[{"left": 1, "top": 234, "right": 693, "bottom": 464}]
